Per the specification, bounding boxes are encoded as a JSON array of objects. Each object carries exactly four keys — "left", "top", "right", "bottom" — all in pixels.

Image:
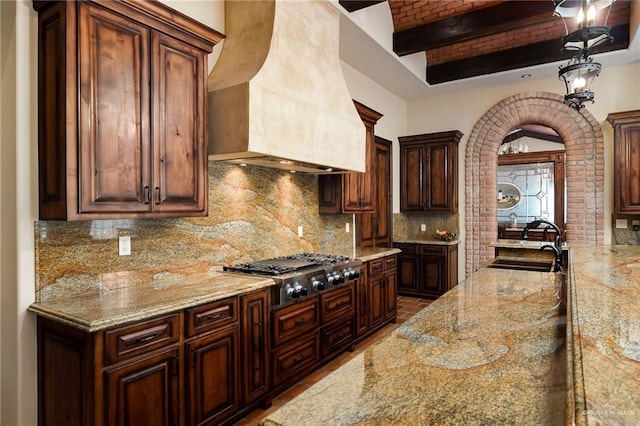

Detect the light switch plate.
[
  {"left": 297, "top": 226, "right": 303, "bottom": 237},
  {"left": 615, "top": 219, "right": 628, "bottom": 229},
  {"left": 420, "top": 224, "right": 427, "bottom": 232},
  {"left": 345, "top": 223, "right": 350, "bottom": 233}
]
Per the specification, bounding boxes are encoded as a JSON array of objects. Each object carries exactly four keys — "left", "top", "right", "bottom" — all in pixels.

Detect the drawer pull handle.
[
  {"left": 205, "top": 313, "right": 223, "bottom": 321},
  {"left": 337, "top": 332, "right": 347, "bottom": 338},
  {"left": 136, "top": 333, "right": 159, "bottom": 343},
  {"left": 335, "top": 301, "right": 346, "bottom": 308},
  {"left": 294, "top": 318, "right": 306, "bottom": 325},
  {"left": 294, "top": 355, "right": 305, "bottom": 363}
]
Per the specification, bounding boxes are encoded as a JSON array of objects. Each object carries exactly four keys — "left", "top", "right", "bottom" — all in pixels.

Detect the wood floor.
[{"left": 233, "top": 295, "right": 434, "bottom": 426}]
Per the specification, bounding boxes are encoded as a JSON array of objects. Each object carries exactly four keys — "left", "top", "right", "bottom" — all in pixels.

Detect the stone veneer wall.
[
  {"left": 35, "top": 162, "right": 353, "bottom": 298},
  {"left": 465, "top": 91, "right": 605, "bottom": 276}
]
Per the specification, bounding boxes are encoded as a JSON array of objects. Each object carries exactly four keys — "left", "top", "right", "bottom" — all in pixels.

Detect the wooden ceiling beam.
[
  {"left": 339, "top": 0, "right": 386, "bottom": 13},
  {"left": 425, "top": 23, "right": 630, "bottom": 85},
  {"left": 393, "top": 1, "right": 556, "bottom": 57}
]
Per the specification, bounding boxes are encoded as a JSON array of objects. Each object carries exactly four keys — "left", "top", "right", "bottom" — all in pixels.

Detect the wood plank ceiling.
[{"left": 339, "top": 0, "right": 632, "bottom": 85}]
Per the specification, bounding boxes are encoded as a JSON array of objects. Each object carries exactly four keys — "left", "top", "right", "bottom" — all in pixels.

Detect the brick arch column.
[{"left": 464, "top": 91, "right": 604, "bottom": 276}]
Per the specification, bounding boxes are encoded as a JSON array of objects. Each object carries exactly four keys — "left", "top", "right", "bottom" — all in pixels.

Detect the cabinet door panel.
[
  {"left": 617, "top": 124, "right": 640, "bottom": 213},
  {"left": 397, "top": 255, "right": 420, "bottom": 294},
  {"left": 78, "top": 3, "right": 150, "bottom": 213},
  {"left": 105, "top": 347, "right": 179, "bottom": 426},
  {"left": 384, "top": 272, "right": 397, "bottom": 321},
  {"left": 241, "top": 291, "right": 269, "bottom": 405},
  {"left": 426, "top": 143, "right": 453, "bottom": 211},
  {"left": 186, "top": 326, "right": 239, "bottom": 426},
  {"left": 400, "top": 145, "right": 425, "bottom": 211},
  {"left": 368, "top": 277, "right": 384, "bottom": 330},
  {"left": 152, "top": 33, "right": 207, "bottom": 213},
  {"left": 421, "top": 256, "right": 445, "bottom": 296}
]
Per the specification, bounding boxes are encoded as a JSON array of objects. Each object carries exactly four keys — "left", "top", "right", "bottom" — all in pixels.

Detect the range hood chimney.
[{"left": 207, "top": 0, "right": 367, "bottom": 174}]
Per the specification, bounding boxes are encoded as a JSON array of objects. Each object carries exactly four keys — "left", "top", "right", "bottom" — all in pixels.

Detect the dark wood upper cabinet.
[
  {"left": 607, "top": 110, "right": 640, "bottom": 215},
  {"left": 358, "top": 136, "right": 392, "bottom": 247},
  {"left": 399, "top": 131, "right": 462, "bottom": 213},
  {"left": 319, "top": 101, "right": 383, "bottom": 214},
  {"left": 34, "top": 0, "right": 224, "bottom": 220}
]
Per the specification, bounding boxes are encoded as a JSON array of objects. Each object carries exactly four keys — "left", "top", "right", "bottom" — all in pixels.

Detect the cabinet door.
[
  {"left": 368, "top": 275, "right": 384, "bottom": 330},
  {"left": 152, "top": 32, "right": 207, "bottom": 214},
  {"left": 614, "top": 122, "right": 640, "bottom": 214},
  {"left": 397, "top": 254, "right": 421, "bottom": 295},
  {"left": 421, "top": 255, "right": 446, "bottom": 297},
  {"left": 78, "top": 3, "right": 151, "bottom": 214},
  {"left": 186, "top": 326, "right": 240, "bottom": 426},
  {"left": 358, "top": 137, "right": 392, "bottom": 247},
  {"left": 384, "top": 271, "right": 397, "bottom": 321},
  {"left": 355, "top": 273, "right": 369, "bottom": 337},
  {"left": 426, "top": 142, "right": 457, "bottom": 212},
  {"left": 241, "top": 291, "right": 269, "bottom": 405},
  {"left": 105, "top": 347, "right": 179, "bottom": 426},
  {"left": 400, "top": 144, "right": 425, "bottom": 211}
]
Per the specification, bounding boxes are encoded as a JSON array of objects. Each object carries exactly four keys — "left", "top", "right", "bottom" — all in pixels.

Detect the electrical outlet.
[
  {"left": 297, "top": 226, "right": 303, "bottom": 237},
  {"left": 119, "top": 236, "right": 131, "bottom": 256},
  {"left": 420, "top": 224, "right": 426, "bottom": 232},
  {"left": 615, "top": 219, "right": 628, "bottom": 229},
  {"left": 345, "top": 222, "right": 350, "bottom": 233},
  {"left": 633, "top": 220, "right": 640, "bottom": 231}
]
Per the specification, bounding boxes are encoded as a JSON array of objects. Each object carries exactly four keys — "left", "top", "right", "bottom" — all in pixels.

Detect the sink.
[{"left": 487, "top": 257, "right": 554, "bottom": 272}]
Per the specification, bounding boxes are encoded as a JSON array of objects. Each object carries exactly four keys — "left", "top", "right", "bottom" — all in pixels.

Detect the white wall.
[
  {"left": 1, "top": 1, "right": 38, "bottom": 425},
  {"left": 407, "top": 62, "right": 640, "bottom": 248}
]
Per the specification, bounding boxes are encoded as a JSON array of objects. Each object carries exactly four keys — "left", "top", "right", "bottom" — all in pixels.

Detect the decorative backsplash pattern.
[{"left": 35, "top": 162, "right": 353, "bottom": 298}]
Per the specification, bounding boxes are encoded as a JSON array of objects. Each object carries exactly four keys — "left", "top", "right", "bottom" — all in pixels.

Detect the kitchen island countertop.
[{"left": 262, "top": 245, "right": 640, "bottom": 426}]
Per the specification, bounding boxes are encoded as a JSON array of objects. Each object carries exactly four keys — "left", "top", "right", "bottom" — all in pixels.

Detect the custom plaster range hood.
[{"left": 207, "top": 0, "right": 366, "bottom": 174}]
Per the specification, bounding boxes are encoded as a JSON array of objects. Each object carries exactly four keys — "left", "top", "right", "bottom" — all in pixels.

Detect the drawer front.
[
  {"left": 320, "top": 285, "right": 354, "bottom": 324},
  {"left": 321, "top": 319, "right": 354, "bottom": 357},
  {"left": 272, "top": 299, "right": 319, "bottom": 347},
  {"left": 186, "top": 297, "right": 239, "bottom": 337},
  {"left": 104, "top": 313, "right": 180, "bottom": 364},
  {"left": 271, "top": 334, "right": 319, "bottom": 387},
  {"left": 368, "top": 259, "right": 384, "bottom": 277},
  {"left": 420, "top": 245, "right": 445, "bottom": 256},
  {"left": 384, "top": 255, "right": 397, "bottom": 271}
]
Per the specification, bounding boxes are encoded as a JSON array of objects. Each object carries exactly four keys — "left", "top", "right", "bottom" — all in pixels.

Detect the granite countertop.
[
  {"left": 352, "top": 247, "right": 401, "bottom": 262},
  {"left": 490, "top": 239, "right": 570, "bottom": 250},
  {"left": 28, "top": 271, "right": 275, "bottom": 332},
  {"left": 263, "top": 245, "right": 640, "bottom": 426},
  {"left": 28, "top": 248, "right": 400, "bottom": 332}
]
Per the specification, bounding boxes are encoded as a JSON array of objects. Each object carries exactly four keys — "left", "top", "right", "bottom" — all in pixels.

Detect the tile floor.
[{"left": 233, "top": 295, "right": 434, "bottom": 426}]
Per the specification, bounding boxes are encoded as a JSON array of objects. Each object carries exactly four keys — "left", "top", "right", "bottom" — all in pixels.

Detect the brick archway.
[{"left": 464, "top": 91, "right": 604, "bottom": 276}]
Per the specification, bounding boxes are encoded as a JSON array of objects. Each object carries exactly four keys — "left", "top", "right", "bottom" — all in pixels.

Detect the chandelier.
[{"left": 554, "top": 0, "right": 615, "bottom": 110}]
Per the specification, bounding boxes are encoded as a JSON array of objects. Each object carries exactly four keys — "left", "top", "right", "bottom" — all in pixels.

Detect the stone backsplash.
[
  {"left": 393, "top": 212, "right": 459, "bottom": 241},
  {"left": 35, "top": 162, "right": 353, "bottom": 298}
]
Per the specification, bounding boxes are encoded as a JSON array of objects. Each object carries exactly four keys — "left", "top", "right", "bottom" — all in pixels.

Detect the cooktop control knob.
[
  {"left": 331, "top": 272, "right": 344, "bottom": 285},
  {"left": 312, "top": 278, "right": 325, "bottom": 290},
  {"left": 344, "top": 268, "right": 360, "bottom": 280},
  {"left": 288, "top": 282, "right": 307, "bottom": 299}
]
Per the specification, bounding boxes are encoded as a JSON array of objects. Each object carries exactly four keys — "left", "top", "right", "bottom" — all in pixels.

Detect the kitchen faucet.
[{"left": 521, "top": 219, "right": 564, "bottom": 272}]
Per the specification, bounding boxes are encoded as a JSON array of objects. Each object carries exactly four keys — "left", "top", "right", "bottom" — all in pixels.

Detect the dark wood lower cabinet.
[
  {"left": 36, "top": 259, "right": 401, "bottom": 425},
  {"left": 105, "top": 347, "right": 180, "bottom": 426},
  {"left": 394, "top": 243, "right": 459, "bottom": 298},
  {"left": 186, "top": 326, "right": 239, "bottom": 426},
  {"left": 355, "top": 254, "right": 397, "bottom": 341},
  {"left": 36, "top": 290, "right": 270, "bottom": 426}
]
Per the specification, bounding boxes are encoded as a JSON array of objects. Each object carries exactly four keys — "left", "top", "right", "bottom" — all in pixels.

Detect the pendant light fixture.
[{"left": 554, "top": 0, "right": 615, "bottom": 109}]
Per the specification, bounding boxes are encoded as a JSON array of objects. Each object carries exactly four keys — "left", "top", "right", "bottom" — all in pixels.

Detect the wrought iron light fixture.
[{"left": 554, "top": 0, "right": 615, "bottom": 109}]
